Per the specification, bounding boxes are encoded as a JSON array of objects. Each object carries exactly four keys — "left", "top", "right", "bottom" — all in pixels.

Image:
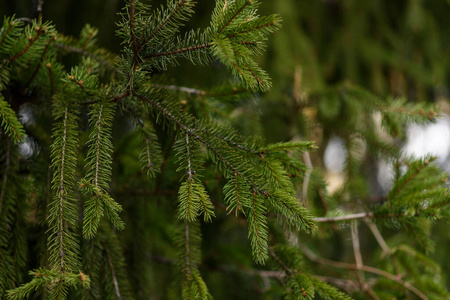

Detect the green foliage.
[
  {"left": 1, "top": 0, "right": 450, "bottom": 299},
  {"left": 0, "top": 96, "right": 26, "bottom": 144}
]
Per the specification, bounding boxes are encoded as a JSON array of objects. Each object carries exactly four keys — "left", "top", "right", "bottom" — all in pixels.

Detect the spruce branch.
[
  {"left": 218, "top": 0, "right": 252, "bottom": 34},
  {"left": 0, "top": 20, "right": 13, "bottom": 48},
  {"left": 24, "top": 36, "right": 55, "bottom": 89},
  {"left": 46, "top": 62, "right": 54, "bottom": 95},
  {"left": 129, "top": 0, "right": 140, "bottom": 67},
  {"left": 57, "top": 107, "right": 69, "bottom": 272},
  {"left": 0, "top": 97, "right": 26, "bottom": 144},
  {"left": 7, "top": 25, "right": 44, "bottom": 62},
  {"left": 388, "top": 157, "right": 432, "bottom": 203},
  {"left": 145, "top": 43, "right": 213, "bottom": 59},
  {"left": 141, "top": 0, "right": 190, "bottom": 46},
  {"left": 247, "top": 191, "right": 268, "bottom": 264}
]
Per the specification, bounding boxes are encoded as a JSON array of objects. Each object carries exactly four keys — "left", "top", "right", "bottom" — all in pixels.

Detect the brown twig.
[
  {"left": 351, "top": 221, "right": 380, "bottom": 300},
  {"left": 299, "top": 243, "right": 428, "bottom": 300}
]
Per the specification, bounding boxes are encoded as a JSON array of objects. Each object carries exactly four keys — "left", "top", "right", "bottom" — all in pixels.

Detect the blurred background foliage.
[{"left": 2, "top": 0, "right": 450, "bottom": 298}]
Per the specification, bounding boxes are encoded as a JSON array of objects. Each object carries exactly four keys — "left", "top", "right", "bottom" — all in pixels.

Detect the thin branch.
[
  {"left": 151, "top": 84, "right": 207, "bottom": 95},
  {"left": 299, "top": 244, "right": 428, "bottom": 300},
  {"left": 351, "top": 221, "right": 363, "bottom": 270},
  {"left": 145, "top": 43, "right": 212, "bottom": 59},
  {"left": 105, "top": 245, "right": 122, "bottom": 300},
  {"left": 364, "top": 219, "right": 390, "bottom": 257},
  {"left": 46, "top": 62, "right": 54, "bottom": 96},
  {"left": 37, "top": 0, "right": 44, "bottom": 20},
  {"left": 351, "top": 221, "right": 379, "bottom": 300},
  {"left": 218, "top": 1, "right": 251, "bottom": 34},
  {"left": 313, "top": 212, "right": 373, "bottom": 222},
  {"left": 58, "top": 107, "right": 69, "bottom": 273},
  {"left": 129, "top": 0, "right": 140, "bottom": 66},
  {"left": 302, "top": 151, "right": 312, "bottom": 207},
  {"left": 94, "top": 104, "right": 104, "bottom": 187},
  {"left": 268, "top": 247, "right": 295, "bottom": 276}
]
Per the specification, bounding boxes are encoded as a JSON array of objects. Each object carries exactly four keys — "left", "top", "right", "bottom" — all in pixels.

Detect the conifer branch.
[
  {"left": 138, "top": 93, "right": 263, "bottom": 192},
  {"left": 46, "top": 62, "right": 54, "bottom": 95},
  {"left": 129, "top": 0, "right": 140, "bottom": 66},
  {"left": 185, "top": 132, "right": 193, "bottom": 181},
  {"left": 57, "top": 107, "right": 69, "bottom": 273},
  {"left": 137, "top": 94, "right": 188, "bottom": 130},
  {"left": 234, "top": 173, "right": 242, "bottom": 212},
  {"left": 25, "top": 37, "right": 54, "bottom": 89},
  {"left": 94, "top": 105, "right": 104, "bottom": 187},
  {"left": 218, "top": 1, "right": 252, "bottom": 34},
  {"left": 0, "top": 97, "right": 26, "bottom": 143},
  {"left": 227, "top": 21, "right": 278, "bottom": 39},
  {"left": 141, "top": 0, "right": 188, "bottom": 47},
  {"left": 388, "top": 158, "right": 430, "bottom": 202},
  {"left": 8, "top": 26, "right": 44, "bottom": 62},
  {"left": 69, "top": 75, "right": 95, "bottom": 97},
  {"left": 145, "top": 43, "right": 213, "bottom": 58},
  {"left": 0, "top": 21, "right": 13, "bottom": 48}
]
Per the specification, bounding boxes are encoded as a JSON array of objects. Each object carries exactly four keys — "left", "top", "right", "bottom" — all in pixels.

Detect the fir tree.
[{"left": 1, "top": 0, "right": 450, "bottom": 299}]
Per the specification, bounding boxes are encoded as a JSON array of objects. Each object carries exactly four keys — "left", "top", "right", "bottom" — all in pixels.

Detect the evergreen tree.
[{"left": 1, "top": 0, "right": 450, "bottom": 299}]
